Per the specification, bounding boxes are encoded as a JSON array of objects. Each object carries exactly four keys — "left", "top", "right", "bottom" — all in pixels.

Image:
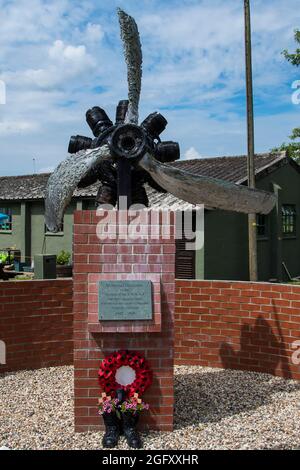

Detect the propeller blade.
[
  {"left": 45, "top": 145, "right": 111, "bottom": 232},
  {"left": 139, "top": 153, "right": 276, "bottom": 214},
  {"left": 118, "top": 8, "right": 142, "bottom": 125}
]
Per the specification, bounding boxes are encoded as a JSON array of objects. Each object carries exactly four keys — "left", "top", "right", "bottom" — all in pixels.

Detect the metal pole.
[{"left": 244, "top": 0, "right": 258, "bottom": 281}]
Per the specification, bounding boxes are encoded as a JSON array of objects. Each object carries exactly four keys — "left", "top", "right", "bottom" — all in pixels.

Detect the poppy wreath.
[{"left": 98, "top": 349, "right": 153, "bottom": 397}]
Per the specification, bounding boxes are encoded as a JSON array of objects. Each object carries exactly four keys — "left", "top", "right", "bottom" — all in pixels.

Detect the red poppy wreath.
[{"left": 98, "top": 349, "right": 153, "bottom": 397}]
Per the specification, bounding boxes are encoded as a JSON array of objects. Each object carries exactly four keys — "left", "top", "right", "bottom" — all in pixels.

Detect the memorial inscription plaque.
[{"left": 98, "top": 280, "right": 153, "bottom": 321}]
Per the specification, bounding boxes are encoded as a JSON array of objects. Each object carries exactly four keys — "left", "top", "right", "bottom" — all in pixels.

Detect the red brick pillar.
[{"left": 73, "top": 210, "right": 175, "bottom": 432}]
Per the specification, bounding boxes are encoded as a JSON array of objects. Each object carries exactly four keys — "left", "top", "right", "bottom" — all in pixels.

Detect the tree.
[
  {"left": 272, "top": 30, "right": 300, "bottom": 164},
  {"left": 271, "top": 141, "right": 300, "bottom": 163},
  {"left": 283, "top": 30, "right": 300, "bottom": 66}
]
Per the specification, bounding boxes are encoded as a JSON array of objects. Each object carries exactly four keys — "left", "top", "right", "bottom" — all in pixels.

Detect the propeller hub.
[{"left": 110, "top": 123, "right": 148, "bottom": 161}]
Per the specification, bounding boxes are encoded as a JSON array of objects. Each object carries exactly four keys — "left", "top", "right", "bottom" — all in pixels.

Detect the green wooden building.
[{"left": 0, "top": 152, "right": 299, "bottom": 282}]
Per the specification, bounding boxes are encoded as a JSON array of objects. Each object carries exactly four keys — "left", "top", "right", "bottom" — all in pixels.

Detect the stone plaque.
[{"left": 98, "top": 280, "right": 153, "bottom": 321}]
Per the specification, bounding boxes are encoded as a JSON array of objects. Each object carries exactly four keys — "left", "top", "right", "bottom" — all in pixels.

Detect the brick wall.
[
  {"left": 73, "top": 210, "right": 175, "bottom": 432},
  {"left": 3, "top": 270, "right": 298, "bottom": 413},
  {"left": 0, "top": 279, "right": 73, "bottom": 373},
  {"left": 175, "top": 280, "right": 300, "bottom": 380}
]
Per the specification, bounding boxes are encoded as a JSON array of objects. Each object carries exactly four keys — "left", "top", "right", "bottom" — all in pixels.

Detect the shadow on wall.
[
  {"left": 220, "top": 302, "right": 292, "bottom": 380},
  {"left": 174, "top": 367, "right": 300, "bottom": 429}
]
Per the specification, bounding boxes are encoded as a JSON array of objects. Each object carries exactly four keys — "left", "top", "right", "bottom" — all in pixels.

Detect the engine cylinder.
[
  {"left": 68, "top": 135, "right": 93, "bottom": 154},
  {"left": 155, "top": 141, "right": 180, "bottom": 162},
  {"left": 141, "top": 112, "right": 167, "bottom": 138},
  {"left": 86, "top": 107, "right": 113, "bottom": 137},
  {"left": 115, "top": 100, "right": 129, "bottom": 124}
]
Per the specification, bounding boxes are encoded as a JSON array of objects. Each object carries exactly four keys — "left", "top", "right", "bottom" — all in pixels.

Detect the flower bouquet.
[
  {"left": 98, "top": 393, "right": 119, "bottom": 415},
  {"left": 118, "top": 393, "right": 150, "bottom": 416}
]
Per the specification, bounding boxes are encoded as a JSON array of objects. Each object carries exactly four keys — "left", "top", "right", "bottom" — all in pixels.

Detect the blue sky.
[{"left": 0, "top": 0, "right": 299, "bottom": 175}]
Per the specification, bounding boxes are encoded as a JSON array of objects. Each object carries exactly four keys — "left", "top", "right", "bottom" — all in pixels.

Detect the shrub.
[
  {"left": 56, "top": 250, "right": 71, "bottom": 266},
  {"left": 0, "top": 251, "right": 14, "bottom": 264}
]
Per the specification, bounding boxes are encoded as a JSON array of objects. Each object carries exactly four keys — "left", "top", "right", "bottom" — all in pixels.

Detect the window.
[
  {"left": 0, "top": 208, "right": 12, "bottom": 231},
  {"left": 256, "top": 214, "right": 268, "bottom": 238},
  {"left": 282, "top": 205, "right": 296, "bottom": 236}
]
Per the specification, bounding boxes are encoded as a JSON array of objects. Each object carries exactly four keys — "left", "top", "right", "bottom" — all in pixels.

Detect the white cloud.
[
  {"left": 184, "top": 147, "right": 202, "bottom": 160},
  {"left": 140, "top": 3, "right": 243, "bottom": 52},
  {"left": 138, "top": 0, "right": 300, "bottom": 111},
  {"left": 85, "top": 23, "right": 104, "bottom": 43},
  {"left": 22, "top": 40, "right": 96, "bottom": 88},
  {"left": 49, "top": 40, "right": 87, "bottom": 61},
  {"left": 0, "top": 120, "right": 39, "bottom": 136},
  {"left": 1, "top": 39, "right": 96, "bottom": 90},
  {"left": 0, "top": 0, "right": 300, "bottom": 176}
]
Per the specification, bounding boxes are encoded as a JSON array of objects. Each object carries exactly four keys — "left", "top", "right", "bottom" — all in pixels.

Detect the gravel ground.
[{"left": 1, "top": 365, "right": 300, "bottom": 450}]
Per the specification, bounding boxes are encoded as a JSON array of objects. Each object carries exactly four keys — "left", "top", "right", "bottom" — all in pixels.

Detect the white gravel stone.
[{"left": 0, "top": 365, "right": 300, "bottom": 450}]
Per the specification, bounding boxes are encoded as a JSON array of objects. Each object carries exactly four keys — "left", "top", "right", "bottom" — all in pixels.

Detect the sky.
[{"left": 0, "top": 0, "right": 299, "bottom": 176}]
